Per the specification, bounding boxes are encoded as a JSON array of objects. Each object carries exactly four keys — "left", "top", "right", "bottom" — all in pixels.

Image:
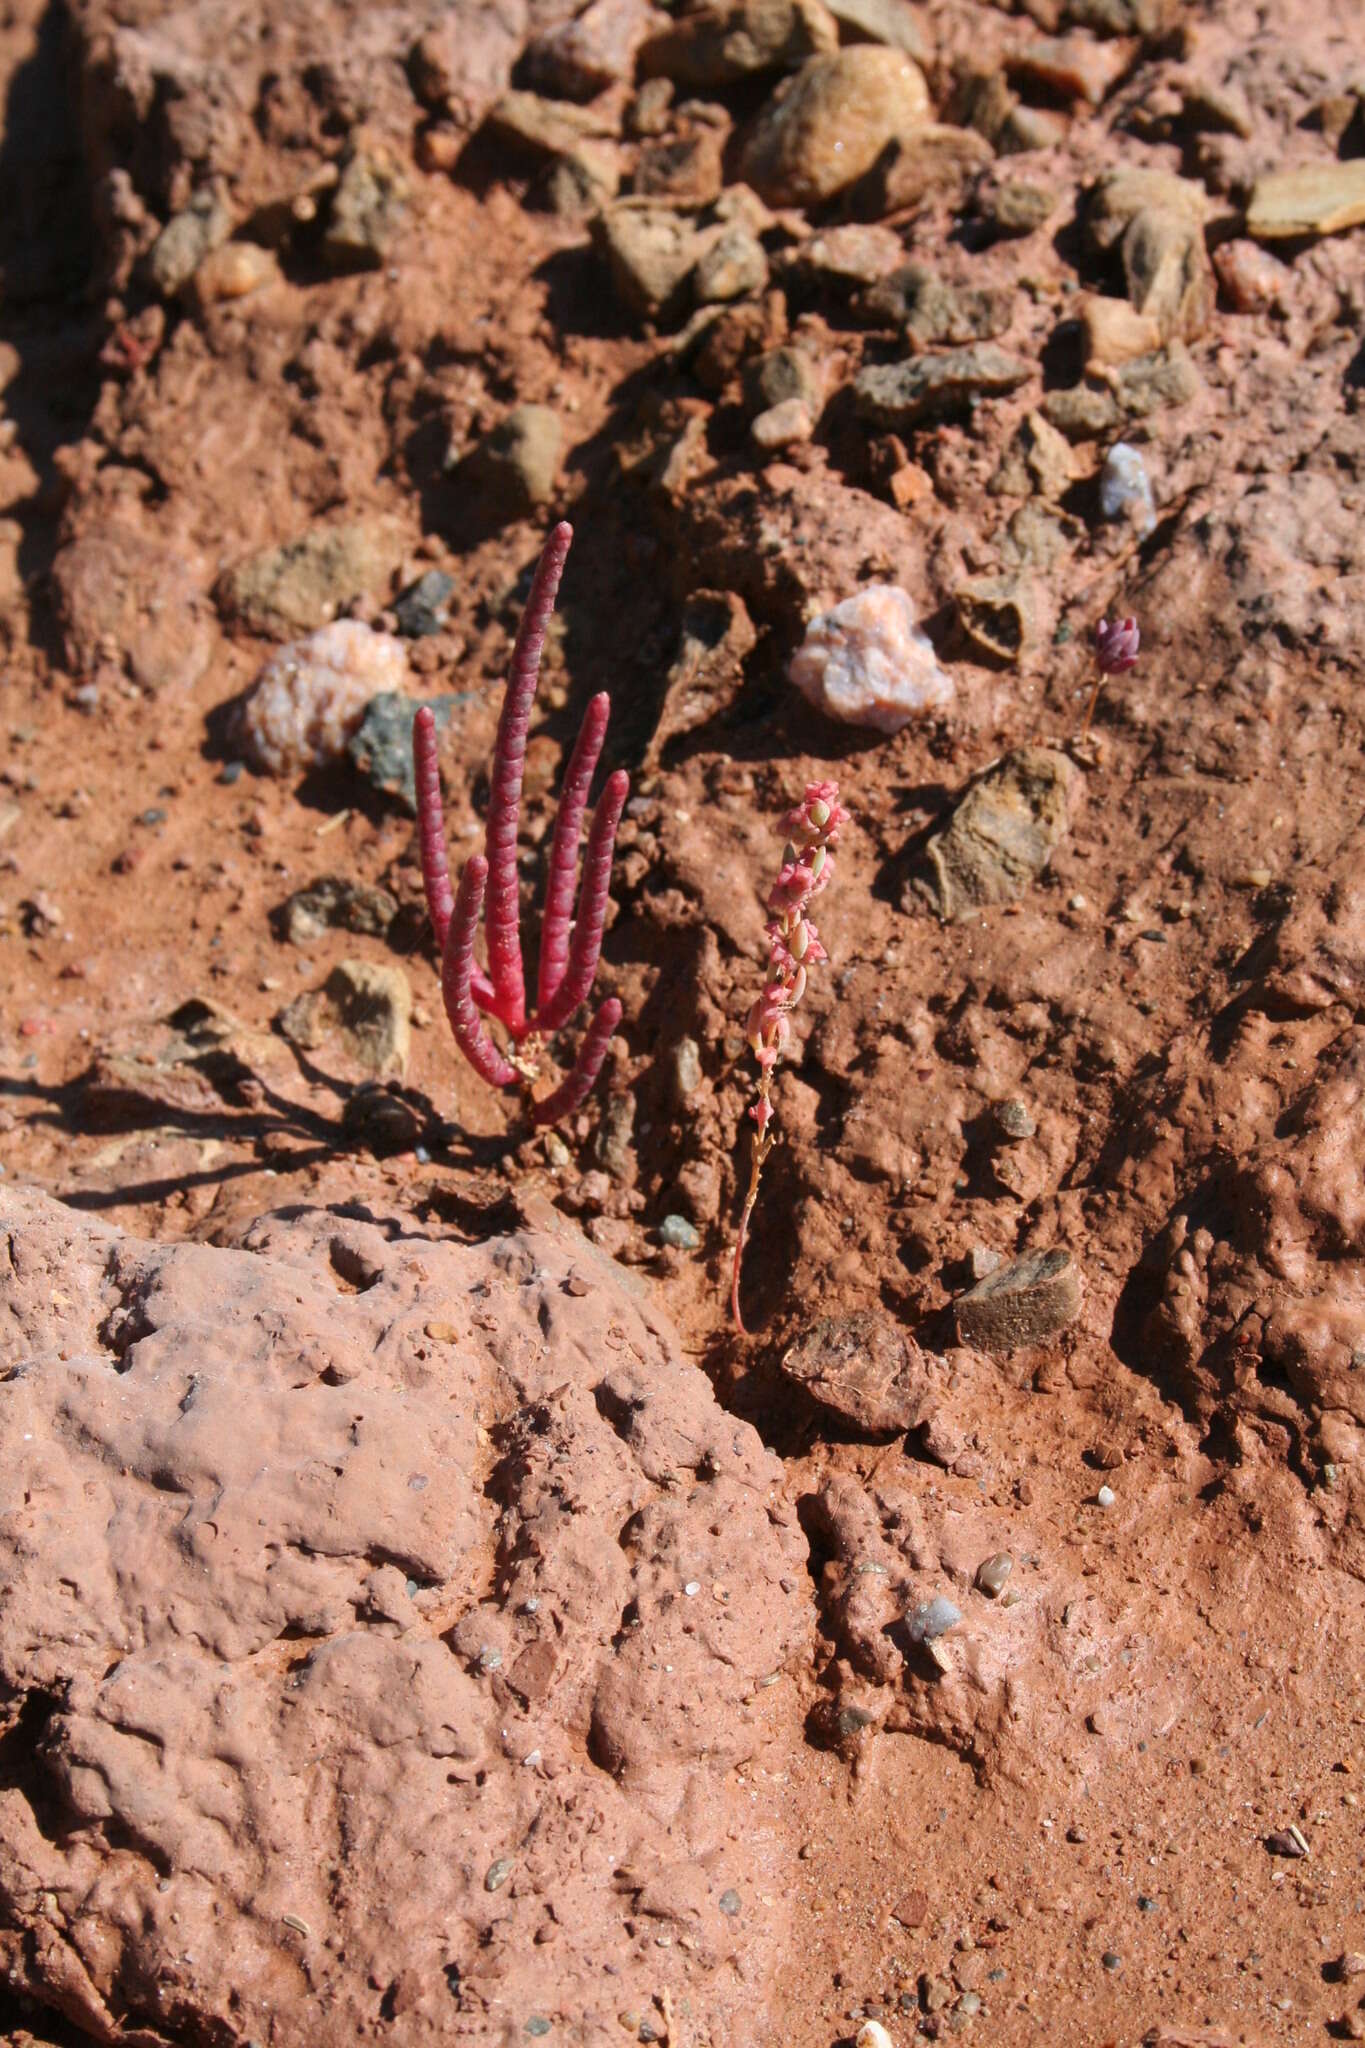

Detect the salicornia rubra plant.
[
  {"left": 1078, "top": 613, "right": 1140, "bottom": 742},
  {"left": 731, "top": 780, "right": 847, "bottom": 1333},
  {"left": 413, "top": 522, "right": 629, "bottom": 1127}
]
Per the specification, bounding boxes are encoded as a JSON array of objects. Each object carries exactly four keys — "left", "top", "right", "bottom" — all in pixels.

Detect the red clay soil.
[{"left": 1, "top": 0, "right": 1364, "bottom": 2041}]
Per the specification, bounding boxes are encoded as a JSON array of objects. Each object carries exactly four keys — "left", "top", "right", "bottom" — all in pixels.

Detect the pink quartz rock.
[
  {"left": 240, "top": 620, "right": 408, "bottom": 773},
  {"left": 789, "top": 584, "right": 952, "bottom": 733}
]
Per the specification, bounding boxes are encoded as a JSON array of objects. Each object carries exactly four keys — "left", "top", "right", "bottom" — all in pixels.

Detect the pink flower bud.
[{"left": 1095, "top": 615, "right": 1139, "bottom": 675}]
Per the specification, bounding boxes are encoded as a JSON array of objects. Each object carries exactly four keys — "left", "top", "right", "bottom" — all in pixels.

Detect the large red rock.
[{"left": 0, "top": 1188, "right": 809, "bottom": 2045}]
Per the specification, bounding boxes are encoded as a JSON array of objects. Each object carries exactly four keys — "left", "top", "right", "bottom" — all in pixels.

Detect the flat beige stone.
[{"left": 1246, "top": 161, "right": 1365, "bottom": 240}]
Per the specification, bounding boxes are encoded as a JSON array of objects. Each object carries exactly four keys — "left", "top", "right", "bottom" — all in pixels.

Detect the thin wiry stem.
[
  {"left": 536, "top": 690, "right": 610, "bottom": 1017},
  {"left": 484, "top": 521, "right": 573, "bottom": 1035},
  {"left": 441, "top": 856, "right": 519, "bottom": 1090},
  {"left": 532, "top": 997, "right": 621, "bottom": 1126},
  {"left": 534, "top": 769, "right": 629, "bottom": 1035}
]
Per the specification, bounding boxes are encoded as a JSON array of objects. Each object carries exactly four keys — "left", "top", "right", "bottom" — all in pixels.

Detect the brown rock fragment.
[
  {"left": 1041, "top": 383, "right": 1121, "bottom": 438},
  {"left": 322, "top": 143, "right": 408, "bottom": 269},
  {"left": 780, "top": 1310, "right": 934, "bottom": 1432},
  {"left": 636, "top": 124, "right": 728, "bottom": 207},
  {"left": 854, "top": 343, "right": 1032, "bottom": 426},
  {"left": 784, "top": 221, "right": 905, "bottom": 290},
  {"left": 741, "top": 46, "right": 931, "bottom": 204},
  {"left": 640, "top": 0, "right": 838, "bottom": 86},
  {"left": 277, "top": 960, "right": 412, "bottom": 1079},
  {"left": 860, "top": 263, "right": 1012, "bottom": 347},
  {"left": 1008, "top": 34, "right": 1131, "bottom": 107},
  {"left": 990, "top": 408, "right": 1076, "bottom": 498},
  {"left": 955, "top": 1248, "right": 1081, "bottom": 1354},
  {"left": 593, "top": 201, "right": 709, "bottom": 319},
  {"left": 919, "top": 746, "right": 1074, "bottom": 919},
  {"left": 524, "top": 0, "right": 658, "bottom": 100},
  {"left": 855, "top": 122, "right": 993, "bottom": 214},
  {"left": 1121, "top": 204, "right": 1215, "bottom": 342}
]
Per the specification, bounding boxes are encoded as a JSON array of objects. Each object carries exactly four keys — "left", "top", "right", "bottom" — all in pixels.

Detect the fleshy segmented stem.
[{"left": 483, "top": 520, "right": 574, "bottom": 1035}]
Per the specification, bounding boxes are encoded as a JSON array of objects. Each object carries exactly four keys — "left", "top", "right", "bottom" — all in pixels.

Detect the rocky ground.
[{"left": 2, "top": 0, "right": 1365, "bottom": 2041}]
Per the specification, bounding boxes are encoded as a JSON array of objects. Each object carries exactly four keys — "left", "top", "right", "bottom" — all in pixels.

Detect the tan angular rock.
[
  {"left": 463, "top": 403, "right": 564, "bottom": 520},
  {"left": 1087, "top": 165, "right": 1209, "bottom": 250},
  {"left": 855, "top": 122, "right": 993, "bottom": 215},
  {"left": 694, "top": 224, "right": 769, "bottom": 301},
  {"left": 823, "top": 0, "right": 930, "bottom": 61},
  {"left": 1079, "top": 291, "right": 1163, "bottom": 366},
  {"left": 920, "top": 745, "right": 1074, "bottom": 919},
  {"left": 1009, "top": 34, "right": 1130, "bottom": 107},
  {"left": 991, "top": 409, "right": 1076, "bottom": 498},
  {"left": 741, "top": 45, "right": 931, "bottom": 204},
  {"left": 1112, "top": 341, "right": 1201, "bottom": 416},
  {"left": 592, "top": 201, "right": 709, "bottom": 319},
  {"left": 751, "top": 395, "right": 815, "bottom": 447},
  {"left": 956, "top": 571, "right": 1039, "bottom": 662},
  {"left": 1042, "top": 382, "right": 1121, "bottom": 438},
  {"left": 640, "top": 0, "right": 838, "bottom": 86},
  {"left": 1121, "top": 204, "right": 1214, "bottom": 341},
  {"left": 278, "top": 960, "right": 413, "bottom": 1080},
  {"left": 1246, "top": 161, "right": 1365, "bottom": 241},
  {"left": 784, "top": 221, "right": 905, "bottom": 289},
  {"left": 218, "top": 520, "right": 407, "bottom": 639},
  {"left": 322, "top": 143, "right": 408, "bottom": 270}
]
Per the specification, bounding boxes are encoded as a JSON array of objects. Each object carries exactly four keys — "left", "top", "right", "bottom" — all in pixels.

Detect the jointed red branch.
[{"left": 413, "top": 522, "right": 628, "bottom": 1126}]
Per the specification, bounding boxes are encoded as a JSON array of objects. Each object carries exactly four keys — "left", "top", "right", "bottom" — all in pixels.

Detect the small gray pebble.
[
  {"left": 1101, "top": 1951, "right": 1122, "bottom": 1972},
  {"left": 907, "top": 1596, "right": 962, "bottom": 1644},
  {"left": 484, "top": 1857, "right": 514, "bottom": 1892},
  {"left": 218, "top": 760, "right": 245, "bottom": 784},
  {"left": 957, "top": 1990, "right": 982, "bottom": 2015},
  {"left": 1138, "top": 1895, "right": 1158, "bottom": 1913},
  {"left": 140, "top": 806, "right": 167, "bottom": 826},
  {"left": 1096, "top": 1484, "right": 1116, "bottom": 1509},
  {"left": 525, "top": 2021, "right": 551, "bottom": 2039},
  {"left": 394, "top": 568, "right": 455, "bottom": 638},
  {"left": 659, "top": 1213, "right": 700, "bottom": 1250},
  {"left": 718, "top": 1888, "right": 741, "bottom": 1916}
]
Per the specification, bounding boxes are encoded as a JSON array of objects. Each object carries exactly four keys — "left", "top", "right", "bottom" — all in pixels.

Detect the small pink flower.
[{"left": 1095, "top": 616, "right": 1140, "bottom": 675}]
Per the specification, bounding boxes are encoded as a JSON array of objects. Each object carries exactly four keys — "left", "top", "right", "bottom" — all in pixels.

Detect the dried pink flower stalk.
[
  {"left": 413, "top": 522, "right": 628, "bottom": 1126},
  {"left": 731, "top": 779, "right": 847, "bottom": 1333},
  {"left": 1079, "top": 613, "right": 1140, "bottom": 740}
]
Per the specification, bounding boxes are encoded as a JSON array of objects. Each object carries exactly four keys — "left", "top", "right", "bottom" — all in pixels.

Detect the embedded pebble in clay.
[
  {"left": 789, "top": 585, "right": 952, "bottom": 733},
  {"left": 1099, "top": 440, "right": 1156, "bottom": 539},
  {"left": 239, "top": 620, "right": 409, "bottom": 774}
]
